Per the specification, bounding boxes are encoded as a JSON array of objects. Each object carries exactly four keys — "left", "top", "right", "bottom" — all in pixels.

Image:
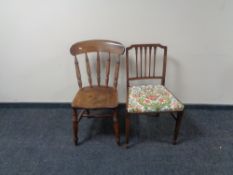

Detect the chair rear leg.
[
  {"left": 125, "top": 112, "right": 130, "bottom": 147},
  {"left": 72, "top": 108, "right": 78, "bottom": 145},
  {"left": 113, "top": 109, "right": 120, "bottom": 145},
  {"left": 173, "top": 111, "right": 184, "bottom": 145}
]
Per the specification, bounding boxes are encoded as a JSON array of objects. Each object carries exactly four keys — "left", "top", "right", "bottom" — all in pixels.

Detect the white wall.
[{"left": 0, "top": 0, "right": 233, "bottom": 104}]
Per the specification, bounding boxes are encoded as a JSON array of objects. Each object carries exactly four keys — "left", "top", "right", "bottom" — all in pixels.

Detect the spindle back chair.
[
  {"left": 125, "top": 44, "right": 184, "bottom": 146},
  {"left": 70, "top": 39, "right": 125, "bottom": 145}
]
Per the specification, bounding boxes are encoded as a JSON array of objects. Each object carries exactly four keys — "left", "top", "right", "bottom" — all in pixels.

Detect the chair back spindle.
[
  {"left": 113, "top": 56, "right": 120, "bottom": 88},
  {"left": 85, "top": 52, "right": 92, "bottom": 87},
  {"left": 148, "top": 46, "right": 152, "bottom": 77},
  {"left": 74, "top": 56, "right": 82, "bottom": 88},
  {"left": 153, "top": 46, "right": 157, "bottom": 77},
  {"left": 135, "top": 47, "right": 138, "bottom": 77},
  {"left": 140, "top": 47, "right": 143, "bottom": 77},
  {"left": 105, "top": 52, "right": 111, "bottom": 87},
  {"left": 144, "top": 46, "right": 147, "bottom": 77},
  {"left": 70, "top": 40, "right": 125, "bottom": 88},
  {"left": 96, "top": 52, "right": 101, "bottom": 86}
]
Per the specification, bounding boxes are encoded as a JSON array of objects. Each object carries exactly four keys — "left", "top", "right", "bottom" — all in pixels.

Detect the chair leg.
[
  {"left": 173, "top": 111, "right": 184, "bottom": 145},
  {"left": 113, "top": 109, "right": 120, "bottom": 146},
  {"left": 85, "top": 109, "right": 90, "bottom": 115},
  {"left": 125, "top": 112, "right": 130, "bottom": 147},
  {"left": 72, "top": 108, "right": 78, "bottom": 145}
]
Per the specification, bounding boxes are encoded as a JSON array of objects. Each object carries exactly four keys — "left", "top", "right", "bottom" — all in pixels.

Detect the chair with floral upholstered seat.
[{"left": 125, "top": 44, "right": 184, "bottom": 146}]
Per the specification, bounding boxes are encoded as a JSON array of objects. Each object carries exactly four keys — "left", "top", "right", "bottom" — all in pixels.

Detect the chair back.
[
  {"left": 70, "top": 40, "right": 125, "bottom": 88},
  {"left": 126, "top": 44, "right": 167, "bottom": 87}
]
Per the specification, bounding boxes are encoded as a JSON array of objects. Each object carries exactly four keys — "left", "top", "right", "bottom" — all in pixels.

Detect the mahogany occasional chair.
[
  {"left": 125, "top": 44, "right": 184, "bottom": 146},
  {"left": 70, "top": 40, "right": 125, "bottom": 146}
]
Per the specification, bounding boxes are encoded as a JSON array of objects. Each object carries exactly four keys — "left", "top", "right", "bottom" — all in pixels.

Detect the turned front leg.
[
  {"left": 113, "top": 109, "right": 120, "bottom": 145},
  {"left": 72, "top": 108, "right": 78, "bottom": 145},
  {"left": 125, "top": 113, "right": 130, "bottom": 147}
]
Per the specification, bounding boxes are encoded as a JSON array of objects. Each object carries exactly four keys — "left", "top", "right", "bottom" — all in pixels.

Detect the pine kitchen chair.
[
  {"left": 125, "top": 44, "right": 184, "bottom": 146},
  {"left": 70, "top": 40, "right": 125, "bottom": 145}
]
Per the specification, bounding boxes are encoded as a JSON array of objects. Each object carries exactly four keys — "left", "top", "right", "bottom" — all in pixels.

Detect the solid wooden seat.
[
  {"left": 69, "top": 39, "right": 125, "bottom": 146},
  {"left": 72, "top": 86, "right": 118, "bottom": 109}
]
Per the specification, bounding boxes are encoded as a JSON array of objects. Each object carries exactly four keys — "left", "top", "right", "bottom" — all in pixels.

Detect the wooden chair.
[
  {"left": 125, "top": 44, "right": 184, "bottom": 146},
  {"left": 70, "top": 40, "right": 125, "bottom": 145}
]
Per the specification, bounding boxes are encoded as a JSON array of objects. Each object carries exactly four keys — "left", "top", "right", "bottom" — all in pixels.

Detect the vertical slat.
[
  {"left": 113, "top": 55, "right": 120, "bottom": 88},
  {"left": 135, "top": 47, "right": 138, "bottom": 77},
  {"left": 144, "top": 46, "right": 147, "bottom": 77},
  {"left": 149, "top": 46, "right": 152, "bottom": 77},
  {"left": 140, "top": 46, "right": 143, "bottom": 77},
  {"left": 126, "top": 49, "right": 129, "bottom": 88},
  {"left": 85, "top": 52, "right": 92, "bottom": 87},
  {"left": 74, "top": 56, "right": 82, "bottom": 88},
  {"left": 96, "top": 52, "right": 100, "bottom": 86},
  {"left": 162, "top": 47, "right": 167, "bottom": 85},
  {"left": 105, "top": 52, "right": 111, "bottom": 87},
  {"left": 153, "top": 46, "right": 157, "bottom": 77}
]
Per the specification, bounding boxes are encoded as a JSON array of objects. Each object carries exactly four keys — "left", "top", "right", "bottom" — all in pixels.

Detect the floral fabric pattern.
[{"left": 127, "top": 85, "right": 184, "bottom": 113}]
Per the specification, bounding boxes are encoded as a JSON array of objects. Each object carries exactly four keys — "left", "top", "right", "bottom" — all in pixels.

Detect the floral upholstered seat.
[{"left": 127, "top": 85, "right": 184, "bottom": 113}]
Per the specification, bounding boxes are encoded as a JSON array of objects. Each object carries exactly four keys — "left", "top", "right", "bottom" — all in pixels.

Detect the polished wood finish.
[
  {"left": 85, "top": 53, "right": 92, "bottom": 87},
  {"left": 105, "top": 52, "right": 111, "bottom": 86},
  {"left": 113, "top": 109, "right": 120, "bottom": 145},
  {"left": 70, "top": 40, "right": 125, "bottom": 56},
  {"left": 72, "top": 108, "right": 78, "bottom": 145},
  {"left": 96, "top": 52, "right": 101, "bottom": 86},
  {"left": 113, "top": 57, "right": 120, "bottom": 88},
  {"left": 72, "top": 86, "right": 118, "bottom": 109},
  {"left": 74, "top": 56, "right": 82, "bottom": 88},
  {"left": 70, "top": 39, "right": 125, "bottom": 146},
  {"left": 125, "top": 44, "right": 184, "bottom": 146}
]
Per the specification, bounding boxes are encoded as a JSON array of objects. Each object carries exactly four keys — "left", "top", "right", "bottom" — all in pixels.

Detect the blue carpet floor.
[{"left": 0, "top": 104, "right": 233, "bottom": 175}]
